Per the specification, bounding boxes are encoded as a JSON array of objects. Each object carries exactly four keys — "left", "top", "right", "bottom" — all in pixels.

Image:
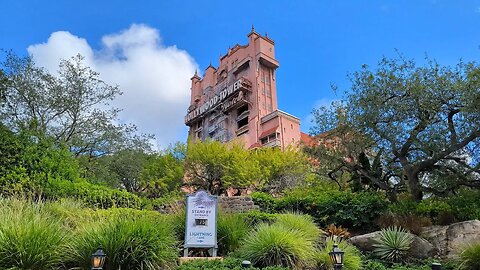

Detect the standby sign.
[{"left": 184, "top": 190, "right": 218, "bottom": 248}]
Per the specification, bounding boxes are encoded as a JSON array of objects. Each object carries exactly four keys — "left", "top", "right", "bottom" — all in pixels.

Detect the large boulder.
[
  {"left": 349, "top": 231, "right": 435, "bottom": 259},
  {"left": 421, "top": 220, "right": 480, "bottom": 259}
]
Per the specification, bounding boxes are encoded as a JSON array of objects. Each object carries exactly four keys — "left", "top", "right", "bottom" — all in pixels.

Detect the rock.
[
  {"left": 421, "top": 220, "right": 480, "bottom": 259},
  {"left": 349, "top": 231, "right": 435, "bottom": 259},
  {"left": 349, "top": 231, "right": 380, "bottom": 252}
]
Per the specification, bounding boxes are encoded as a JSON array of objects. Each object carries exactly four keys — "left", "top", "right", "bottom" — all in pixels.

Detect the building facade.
[{"left": 185, "top": 28, "right": 302, "bottom": 149}]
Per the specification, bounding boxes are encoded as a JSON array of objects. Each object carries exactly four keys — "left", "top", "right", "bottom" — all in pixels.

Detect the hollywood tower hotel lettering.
[{"left": 185, "top": 28, "right": 304, "bottom": 149}]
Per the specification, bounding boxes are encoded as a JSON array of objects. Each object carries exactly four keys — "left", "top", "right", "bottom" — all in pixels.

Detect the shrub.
[
  {"left": 275, "top": 212, "right": 321, "bottom": 242},
  {"left": 373, "top": 226, "right": 413, "bottom": 263},
  {"left": 376, "top": 213, "right": 432, "bottom": 235},
  {"left": 177, "top": 257, "right": 288, "bottom": 270},
  {"left": 324, "top": 224, "right": 351, "bottom": 239},
  {"left": 217, "top": 213, "right": 252, "bottom": 255},
  {"left": 251, "top": 191, "right": 277, "bottom": 212},
  {"left": 316, "top": 238, "right": 363, "bottom": 270},
  {"left": 238, "top": 223, "right": 316, "bottom": 269},
  {"left": 458, "top": 241, "right": 480, "bottom": 270},
  {"left": 65, "top": 214, "right": 178, "bottom": 270},
  {"left": 242, "top": 210, "right": 277, "bottom": 225},
  {"left": 276, "top": 190, "right": 388, "bottom": 232},
  {"left": 0, "top": 198, "right": 68, "bottom": 270}
]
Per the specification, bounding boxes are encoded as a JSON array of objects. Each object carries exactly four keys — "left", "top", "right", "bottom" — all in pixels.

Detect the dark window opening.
[
  {"left": 237, "top": 117, "right": 248, "bottom": 129},
  {"left": 237, "top": 105, "right": 248, "bottom": 116}
]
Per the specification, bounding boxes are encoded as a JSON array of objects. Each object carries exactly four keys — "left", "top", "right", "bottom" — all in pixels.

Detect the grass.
[
  {"left": 217, "top": 213, "right": 252, "bottom": 255},
  {"left": 238, "top": 223, "right": 316, "bottom": 269},
  {"left": 65, "top": 213, "right": 178, "bottom": 270},
  {"left": 0, "top": 197, "right": 69, "bottom": 270},
  {"left": 458, "top": 241, "right": 480, "bottom": 270},
  {"left": 275, "top": 212, "right": 322, "bottom": 243}
]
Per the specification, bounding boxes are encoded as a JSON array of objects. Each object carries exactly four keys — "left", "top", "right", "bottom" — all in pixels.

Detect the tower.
[{"left": 185, "top": 29, "right": 301, "bottom": 149}]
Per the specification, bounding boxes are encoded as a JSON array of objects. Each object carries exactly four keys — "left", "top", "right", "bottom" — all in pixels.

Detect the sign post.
[{"left": 183, "top": 190, "right": 218, "bottom": 257}]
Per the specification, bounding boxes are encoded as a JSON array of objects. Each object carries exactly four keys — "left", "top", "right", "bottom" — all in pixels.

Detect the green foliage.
[
  {"left": 139, "top": 147, "right": 185, "bottom": 198},
  {"left": 373, "top": 227, "right": 413, "bottom": 263},
  {"left": 316, "top": 238, "right": 363, "bottom": 270},
  {"left": 238, "top": 223, "right": 316, "bottom": 269},
  {"left": 241, "top": 210, "right": 277, "bottom": 225},
  {"left": 254, "top": 189, "right": 388, "bottom": 231},
  {"left": 458, "top": 241, "right": 480, "bottom": 270},
  {"left": 251, "top": 192, "right": 277, "bottom": 212},
  {"left": 254, "top": 147, "right": 310, "bottom": 193},
  {"left": 309, "top": 56, "right": 480, "bottom": 201},
  {"left": 44, "top": 178, "right": 146, "bottom": 209},
  {"left": 185, "top": 140, "right": 260, "bottom": 195},
  {"left": 177, "top": 257, "right": 288, "bottom": 270},
  {"left": 65, "top": 211, "right": 178, "bottom": 270},
  {"left": 0, "top": 198, "right": 68, "bottom": 270},
  {"left": 275, "top": 212, "right": 321, "bottom": 242},
  {"left": 217, "top": 213, "right": 252, "bottom": 256}
]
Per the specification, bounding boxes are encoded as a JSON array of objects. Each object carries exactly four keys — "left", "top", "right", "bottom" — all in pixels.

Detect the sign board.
[{"left": 184, "top": 190, "right": 218, "bottom": 256}]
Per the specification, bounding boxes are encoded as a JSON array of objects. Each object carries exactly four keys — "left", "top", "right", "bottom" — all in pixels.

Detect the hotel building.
[{"left": 185, "top": 28, "right": 303, "bottom": 149}]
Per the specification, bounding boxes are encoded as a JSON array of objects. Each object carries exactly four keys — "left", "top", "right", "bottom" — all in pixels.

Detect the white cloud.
[{"left": 27, "top": 24, "right": 198, "bottom": 149}]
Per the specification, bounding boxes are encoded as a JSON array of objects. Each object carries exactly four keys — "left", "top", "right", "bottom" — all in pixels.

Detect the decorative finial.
[
  {"left": 194, "top": 69, "right": 198, "bottom": 75},
  {"left": 265, "top": 32, "right": 268, "bottom": 37},
  {"left": 251, "top": 24, "right": 255, "bottom": 32}
]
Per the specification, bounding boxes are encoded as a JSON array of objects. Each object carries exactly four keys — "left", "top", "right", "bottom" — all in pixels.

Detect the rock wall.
[
  {"left": 421, "top": 220, "right": 480, "bottom": 259},
  {"left": 157, "top": 196, "right": 259, "bottom": 214},
  {"left": 349, "top": 220, "right": 480, "bottom": 260}
]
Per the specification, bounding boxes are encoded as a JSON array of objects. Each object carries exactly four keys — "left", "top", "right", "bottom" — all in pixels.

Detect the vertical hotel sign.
[{"left": 184, "top": 190, "right": 218, "bottom": 256}]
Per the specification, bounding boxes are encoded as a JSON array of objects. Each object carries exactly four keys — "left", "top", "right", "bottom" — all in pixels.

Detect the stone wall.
[{"left": 157, "top": 196, "right": 259, "bottom": 214}]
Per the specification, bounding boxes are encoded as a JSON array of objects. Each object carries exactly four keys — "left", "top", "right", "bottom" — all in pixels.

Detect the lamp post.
[
  {"left": 431, "top": 263, "right": 442, "bottom": 270},
  {"left": 329, "top": 243, "right": 344, "bottom": 270},
  {"left": 91, "top": 247, "right": 106, "bottom": 270},
  {"left": 241, "top": 260, "right": 252, "bottom": 268}
]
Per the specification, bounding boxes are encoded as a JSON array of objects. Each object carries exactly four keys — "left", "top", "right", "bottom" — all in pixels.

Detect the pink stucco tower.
[{"left": 185, "top": 28, "right": 301, "bottom": 149}]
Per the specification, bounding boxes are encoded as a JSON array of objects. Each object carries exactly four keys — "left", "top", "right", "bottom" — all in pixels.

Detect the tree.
[
  {"left": 309, "top": 56, "right": 480, "bottom": 201},
  {"left": 139, "top": 143, "right": 185, "bottom": 198},
  {"left": 255, "top": 147, "right": 310, "bottom": 194},
  {"left": 0, "top": 52, "right": 152, "bottom": 158},
  {"left": 184, "top": 140, "right": 260, "bottom": 195}
]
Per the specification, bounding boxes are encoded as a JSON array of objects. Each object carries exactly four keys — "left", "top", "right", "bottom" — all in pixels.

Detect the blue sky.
[{"left": 2, "top": 0, "right": 480, "bottom": 147}]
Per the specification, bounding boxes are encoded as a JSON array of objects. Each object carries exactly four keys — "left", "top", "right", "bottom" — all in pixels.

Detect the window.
[{"left": 237, "top": 117, "right": 248, "bottom": 129}]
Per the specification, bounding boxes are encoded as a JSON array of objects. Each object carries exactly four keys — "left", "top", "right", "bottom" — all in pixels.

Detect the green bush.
[
  {"left": 238, "top": 223, "right": 316, "bottom": 269},
  {"left": 251, "top": 192, "right": 277, "bottom": 212},
  {"left": 44, "top": 178, "right": 146, "bottom": 209},
  {"left": 373, "top": 226, "right": 413, "bottom": 263},
  {"left": 242, "top": 210, "right": 277, "bottom": 225},
  {"left": 316, "top": 238, "right": 363, "bottom": 270},
  {"left": 65, "top": 214, "right": 178, "bottom": 270},
  {"left": 177, "top": 257, "right": 288, "bottom": 270},
  {"left": 458, "top": 241, "right": 480, "bottom": 270},
  {"left": 0, "top": 198, "right": 68, "bottom": 270},
  {"left": 217, "top": 213, "right": 252, "bottom": 256},
  {"left": 254, "top": 190, "right": 388, "bottom": 232}
]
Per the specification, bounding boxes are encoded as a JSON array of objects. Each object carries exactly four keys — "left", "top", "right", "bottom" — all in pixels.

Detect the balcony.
[
  {"left": 208, "top": 124, "right": 218, "bottom": 134},
  {"left": 263, "top": 138, "right": 281, "bottom": 148},
  {"left": 237, "top": 77, "right": 252, "bottom": 92},
  {"left": 235, "top": 125, "right": 249, "bottom": 136}
]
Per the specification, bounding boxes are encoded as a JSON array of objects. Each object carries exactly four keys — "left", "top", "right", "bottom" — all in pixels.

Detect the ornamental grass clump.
[
  {"left": 373, "top": 226, "right": 413, "bottom": 263},
  {"left": 0, "top": 198, "right": 68, "bottom": 270},
  {"left": 66, "top": 213, "right": 178, "bottom": 270},
  {"left": 275, "top": 212, "right": 322, "bottom": 242},
  {"left": 217, "top": 213, "right": 252, "bottom": 255},
  {"left": 458, "top": 241, "right": 480, "bottom": 270},
  {"left": 238, "top": 223, "right": 316, "bottom": 269}
]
